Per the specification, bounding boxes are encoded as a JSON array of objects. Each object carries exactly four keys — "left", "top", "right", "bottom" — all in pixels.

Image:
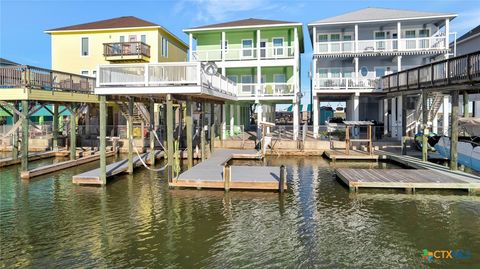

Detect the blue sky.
[{"left": 1, "top": 0, "right": 479, "bottom": 105}]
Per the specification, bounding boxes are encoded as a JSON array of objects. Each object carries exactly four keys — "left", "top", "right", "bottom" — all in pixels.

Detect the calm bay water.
[{"left": 1, "top": 156, "right": 479, "bottom": 268}]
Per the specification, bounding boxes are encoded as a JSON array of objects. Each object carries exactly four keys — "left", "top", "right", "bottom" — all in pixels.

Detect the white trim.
[
  {"left": 80, "top": 36, "right": 89, "bottom": 57},
  {"left": 307, "top": 14, "right": 458, "bottom": 26},
  {"left": 272, "top": 36, "right": 285, "bottom": 56},
  {"left": 91, "top": 70, "right": 97, "bottom": 78},
  {"left": 184, "top": 23, "right": 303, "bottom": 33},
  {"left": 241, "top": 39, "right": 254, "bottom": 58}
]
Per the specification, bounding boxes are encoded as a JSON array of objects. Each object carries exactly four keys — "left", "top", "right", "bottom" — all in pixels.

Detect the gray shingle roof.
[
  {"left": 456, "top": 25, "right": 480, "bottom": 43},
  {"left": 309, "top": 7, "right": 456, "bottom": 25}
]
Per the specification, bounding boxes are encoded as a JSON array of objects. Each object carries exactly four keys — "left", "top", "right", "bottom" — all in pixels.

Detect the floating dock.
[
  {"left": 170, "top": 149, "right": 287, "bottom": 191},
  {"left": 336, "top": 168, "right": 480, "bottom": 193},
  {"left": 323, "top": 149, "right": 380, "bottom": 161},
  {"left": 72, "top": 150, "right": 163, "bottom": 185},
  {"left": 0, "top": 151, "right": 68, "bottom": 167}
]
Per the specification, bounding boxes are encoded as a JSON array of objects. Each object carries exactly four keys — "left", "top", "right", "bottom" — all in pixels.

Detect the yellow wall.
[{"left": 49, "top": 27, "right": 188, "bottom": 75}]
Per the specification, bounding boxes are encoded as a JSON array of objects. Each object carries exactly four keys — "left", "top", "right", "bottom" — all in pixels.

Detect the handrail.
[
  {"left": 0, "top": 65, "right": 95, "bottom": 93},
  {"left": 381, "top": 50, "right": 480, "bottom": 92},
  {"left": 103, "top": 41, "right": 151, "bottom": 58}
]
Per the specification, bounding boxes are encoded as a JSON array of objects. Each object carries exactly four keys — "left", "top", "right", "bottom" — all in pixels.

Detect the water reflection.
[{"left": 0, "top": 156, "right": 479, "bottom": 268}]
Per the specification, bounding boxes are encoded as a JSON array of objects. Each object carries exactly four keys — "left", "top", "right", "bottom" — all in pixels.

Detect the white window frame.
[
  {"left": 80, "top": 70, "right": 89, "bottom": 76},
  {"left": 259, "top": 39, "right": 268, "bottom": 58},
  {"left": 141, "top": 34, "right": 147, "bottom": 44},
  {"left": 374, "top": 66, "right": 386, "bottom": 78},
  {"left": 240, "top": 75, "right": 253, "bottom": 93},
  {"left": 120, "top": 36, "right": 125, "bottom": 42},
  {"left": 80, "top": 37, "right": 89, "bottom": 57},
  {"left": 227, "top": 75, "right": 237, "bottom": 83},
  {"left": 272, "top": 37, "right": 284, "bottom": 56},
  {"left": 241, "top": 39, "right": 254, "bottom": 58},
  {"left": 162, "top": 37, "right": 169, "bottom": 57}
]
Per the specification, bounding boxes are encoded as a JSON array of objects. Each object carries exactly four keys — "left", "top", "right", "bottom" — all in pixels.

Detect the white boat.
[{"left": 432, "top": 118, "right": 480, "bottom": 172}]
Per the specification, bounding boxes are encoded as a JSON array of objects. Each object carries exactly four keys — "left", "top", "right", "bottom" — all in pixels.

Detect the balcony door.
[
  {"left": 260, "top": 39, "right": 267, "bottom": 58},
  {"left": 374, "top": 31, "right": 386, "bottom": 50},
  {"left": 242, "top": 39, "right": 253, "bottom": 59},
  {"left": 241, "top": 75, "right": 253, "bottom": 94},
  {"left": 317, "top": 34, "right": 328, "bottom": 52},
  {"left": 273, "top": 74, "right": 286, "bottom": 94},
  {"left": 272, "top": 38, "right": 284, "bottom": 57},
  {"left": 405, "top": 30, "right": 416, "bottom": 49},
  {"left": 419, "top": 29, "right": 430, "bottom": 49}
]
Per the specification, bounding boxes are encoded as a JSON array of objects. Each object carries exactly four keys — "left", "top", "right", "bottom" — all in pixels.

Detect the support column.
[
  {"left": 229, "top": 103, "right": 234, "bottom": 136},
  {"left": 166, "top": 94, "right": 174, "bottom": 181},
  {"left": 127, "top": 98, "right": 134, "bottom": 174},
  {"left": 397, "top": 21, "right": 401, "bottom": 50},
  {"left": 221, "top": 104, "right": 226, "bottom": 140},
  {"left": 391, "top": 98, "right": 397, "bottom": 138},
  {"left": 149, "top": 99, "right": 155, "bottom": 166},
  {"left": 354, "top": 24, "right": 358, "bottom": 52},
  {"left": 445, "top": 18, "right": 450, "bottom": 58},
  {"left": 257, "top": 104, "right": 263, "bottom": 140},
  {"left": 383, "top": 99, "right": 388, "bottom": 135},
  {"left": 397, "top": 55, "right": 402, "bottom": 72},
  {"left": 422, "top": 92, "right": 428, "bottom": 162},
  {"left": 188, "top": 33, "right": 193, "bottom": 61},
  {"left": 186, "top": 98, "right": 193, "bottom": 168},
  {"left": 474, "top": 101, "right": 480, "bottom": 117},
  {"left": 443, "top": 95, "right": 449, "bottom": 136},
  {"left": 52, "top": 103, "right": 59, "bottom": 152},
  {"left": 69, "top": 106, "right": 77, "bottom": 160},
  {"left": 99, "top": 95, "right": 107, "bottom": 185},
  {"left": 313, "top": 95, "right": 319, "bottom": 138},
  {"left": 399, "top": 95, "right": 405, "bottom": 137},
  {"left": 463, "top": 91, "right": 469, "bottom": 117},
  {"left": 210, "top": 103, "right": 215, "bottom": 153},
  {"left": 21, "top": 100, "right": 29, "bottom": 173},
  {"left": 293, "top": 102, "right": 299, "bottom": 140},
  {"left": 352, "top": 93, "right": 359, "bottom": 121},
  {"left": 12, "top": 102, "right": 19, "bottom": 160},
  {"left": 354, "top": 57, "right": 359, "bottom": 82},
  {"left": 450, "top": 91, "right": 459, "bottom": 170}
]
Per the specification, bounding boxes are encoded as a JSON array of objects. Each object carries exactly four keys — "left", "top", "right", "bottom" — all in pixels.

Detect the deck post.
[
  {"left": 20, "top": 100, "right": 29, "bottom": 173},
  {"left": 279, "top": 165, "right": 286, "bottom": 193},
  {"left": 463, "top": 91, "right": 469, "bottom": 117},
  {"left": 149, "top": 99, "right": 155, "bottom": 166},
  {"left": 166, "top": 94, "right": 174, "bottom": 181},
  {"left": 69, "top": 106, "right": 77, "bottom": 160},
  {"left": 127, "top": 98, "right": 134, "bottom": 174},
  {"left": 223, "top": 164, "right": 230, "bottom": 192},
  {"left": 12, "top": 102, "right": 19, "bottom": 160},
  {"left": 201, "top": 124, "right": 206, "bottom": 161},
  {"left": 52, "top": 103, "right": 59, "bottom": 152},
  {"left": 422, "top": 91, "right": 428, "bottom": 162},
  {"left": 210, "top": 103, "right": 215, "bottom": 154},
  {"left": 186, "top": 97, "right": 193, "bottom": 168},
  {"left": 99, "top": 95, "right": 107, "bottom": 185},
  {"left": 450, "top": 90, "right": 459, "bottom": 170}
]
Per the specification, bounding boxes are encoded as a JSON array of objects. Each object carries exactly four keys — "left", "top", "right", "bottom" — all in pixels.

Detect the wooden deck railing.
[
  {"left": 381, "top": 50, "right": 480, "bottom": 92},
  {"left": 0, "top": 65, "right": 95, "bottom": 93},
  {"left": 103, "top": 42, "right": 150, "bottom": 58}
]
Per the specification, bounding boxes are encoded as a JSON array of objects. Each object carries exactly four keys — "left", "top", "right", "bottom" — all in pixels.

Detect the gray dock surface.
[
  {"left": 172, "top": 149, "right": 285, "bottom": 190},
  {"left": 72, "top": 150, "right": 163, "bottom": 185}
]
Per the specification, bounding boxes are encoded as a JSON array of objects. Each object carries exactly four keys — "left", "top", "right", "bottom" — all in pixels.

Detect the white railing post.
[
  {"left": 197, "top": 62, "right": 201, "bottom": 86},
  {"left": 144, "top": 63, "right": 149, "bottom": 86},
  {"left": 354, "top": 24, "right": 358, "bottom": 53}
]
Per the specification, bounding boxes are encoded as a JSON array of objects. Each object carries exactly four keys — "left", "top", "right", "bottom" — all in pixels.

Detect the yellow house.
[{"left": 46, "top": 16, "right": 188, "bottom": 76}]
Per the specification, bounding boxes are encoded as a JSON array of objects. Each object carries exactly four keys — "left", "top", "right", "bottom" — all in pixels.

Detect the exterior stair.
[{"left": 405, "top": 92, "right": 443, "bottom": 134}]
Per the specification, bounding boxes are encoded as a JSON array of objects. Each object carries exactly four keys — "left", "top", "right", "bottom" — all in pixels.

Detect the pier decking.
[
  {"left": 171, "top": 149, "right": 287, "bottom": 191},
  {"left": 336, "top": 168, "right": 480, "bottom": 193},
  {"left": 72, "top": 150, "right": 163, "bottom": 185}
]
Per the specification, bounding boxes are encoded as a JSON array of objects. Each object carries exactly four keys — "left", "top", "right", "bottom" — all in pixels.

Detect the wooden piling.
[
  {"left": 186, "top": 97, "right": 193, "bottom": 168},
  {"left": 52, "top": 103, "right": 58, "bottom": 152},
  {"left": 127, "top": 98, "right": 134, "bottom": 174},
  {"left": 451, "top": 90, "right": 459, "bottom": 170},
  {"left": 69, "top": 106, "right": 77, "bottom": 160},
  {"left": 201, "top": 126, "right": 205, "bottom": 161},
  {"left": 210, "top": 103, "right": 215, "bottom": 154},
  {"left": 463, "top": 91, "right": 469, "bottom": 117},
  {"left": 21, "top": 100, "right": 29, "bottom": 173},
  {"left": 166, "top": 94, "right": 174, "bottom": 182},
  {"left": 422, "top": 91, "right": 428, "bottom": 162},
  {"left": 99, "top": 95, "right": 107, "bottom": 185},
  {"left": 279, "top": 165, "right": 286, "bottom": 193},
  {"left": 149, "top": 99, "right": 155, "bottom": 166},
  {"left": 223, "top": 164, "right": 231, "bottom": 191},
  {"left": 401, "top": 136, "right": 408, "bottom": 155},
  {"left": 12, "top": 102, "right": 18, "bottom": 160}
]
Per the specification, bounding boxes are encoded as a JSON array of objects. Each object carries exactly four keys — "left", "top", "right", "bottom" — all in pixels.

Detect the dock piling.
[
  {"left": 149, "top": 99, "right": 155, "bottom": 166},
  {"left": 186, "top": 97, "right": 193, "bottom": 168},
  {"left": 12, "top": 102, "right": 19, "bottom": 160},
  {"left": 127, "top": 98, "right": 134, "bottom": 174},
  {"left": 450, "top": 90, "right": 459, "bottom": 170},
  {"left": 223, "top": 164, "right": 231, "bottom": 192},
  {"left": 52, "top": 103, "right": 58, "bottom": 152},
  {"left": 166, "top": 94, "right": 174, "bottom": 182},
  {"left": 69, "top": 105, "right": 77, "bottom": 160},
  {"left": 20, "top": 100, "right": 29, "bottom": 173},
  {"left": 279, "top": 165, "right": 286, "bottom": 193},
  {"left": 99, "top": 95, "right": 107, "bottom": 185}
]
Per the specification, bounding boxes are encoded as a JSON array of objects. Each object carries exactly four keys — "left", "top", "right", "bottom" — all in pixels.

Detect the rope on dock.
[{"left": 129, "top": 137, "right": 168, "bottom": 172}]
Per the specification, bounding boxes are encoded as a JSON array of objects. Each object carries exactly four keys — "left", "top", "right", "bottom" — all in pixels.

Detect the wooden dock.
[
  {"left": 0, "top": 151, "right": 68, "bottom": 167},
  {"left": 21, "top": 151, "right": 116, "bottom": 179},
  {"left": 324, "top": 149, "right": 380, "bottom": 161},
  {"left": 336, "top": 168, "right": 480, "bottom": 193},
  {"left": 170, "top": 149, "right": 287, "bottom": 191},
  {"left": 72, "top": 150, "right": 164, "bottom": 185}
]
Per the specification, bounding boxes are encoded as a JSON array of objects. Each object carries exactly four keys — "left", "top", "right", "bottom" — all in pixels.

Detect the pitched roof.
[
  {"left": 457, "top": 25, "right": 480, "bottom": 43},
  {"left": 186, "top": 18, "right": 301, "bottom": 31},
  {"left": 309, "top": 7, "right": 456, "bottom": 25},
  {"left": 0, "top": 58, "right": 20, "bottom": 66},
  {"left": 46, "top": 16, "right": 159, "bottom": 32}
]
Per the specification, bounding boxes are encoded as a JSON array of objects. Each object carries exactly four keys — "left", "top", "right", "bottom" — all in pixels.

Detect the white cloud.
[{"left": 175, "top": 0, "right": 288, "bottom": 23}]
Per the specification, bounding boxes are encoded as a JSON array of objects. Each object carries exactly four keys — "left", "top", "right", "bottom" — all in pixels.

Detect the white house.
[{"left": 308, "top": 7, "right": 457, "bottom": 138}]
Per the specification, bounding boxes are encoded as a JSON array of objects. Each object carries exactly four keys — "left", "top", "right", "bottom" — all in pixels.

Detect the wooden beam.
[
  {"left": 451, "top": 90, "right": 459, "bottom": 170},
  {"left": 186, "top": 97, "right": 193, "bottom": 168},
  {"left": 21, "top": 100, "right": 29, "bottom": 173},
  {"left": 463, "top": 91, "right": 469, "bottom": 117},
  {"left": 166, "top": 94, "right": 174, "bottom": 182},
  {"left": 210, "top": 103, "right": 215, "bottom": 154},
  {"left": 100, "top": 95, "right": 107, "bottom": 185},
  {"left": 422, "top": 91, "right": 428, "bottom": 162},
  {"left": 127, "top": 98, "right": 134, "bottom": 174}
]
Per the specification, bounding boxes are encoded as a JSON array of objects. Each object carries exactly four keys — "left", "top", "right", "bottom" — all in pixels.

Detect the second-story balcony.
[
  {"left": 236, "top": 82, "right": 294, "bottom": 98},
  {"left": 314, "top": 36, "right": 448, "bottom": 56},
  {"left": 103, "top": 42, "right": 150, "bottom": 62},
  {"left": 313, "top": 77, "right": 379, "bottom": 91},
  {"left": 192, "top": 46, "right": 294, "bottom": 62}
]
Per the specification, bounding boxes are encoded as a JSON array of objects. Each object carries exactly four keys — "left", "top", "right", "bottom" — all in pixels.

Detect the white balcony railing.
[
  {"left": 97, "top": 62, "right": 237, "bottom": 96},
  {"left": 315, "top": 36, "right": 447, "bottom": 54},
  {"left": 314, "top": 78, "right": 378, "bottom": 90},
  {"left": 237, "top": 83, "right": 295, "bottom": 97},
  {"left": 192, "top": 46, "right": 294, "bottom": 61}
]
